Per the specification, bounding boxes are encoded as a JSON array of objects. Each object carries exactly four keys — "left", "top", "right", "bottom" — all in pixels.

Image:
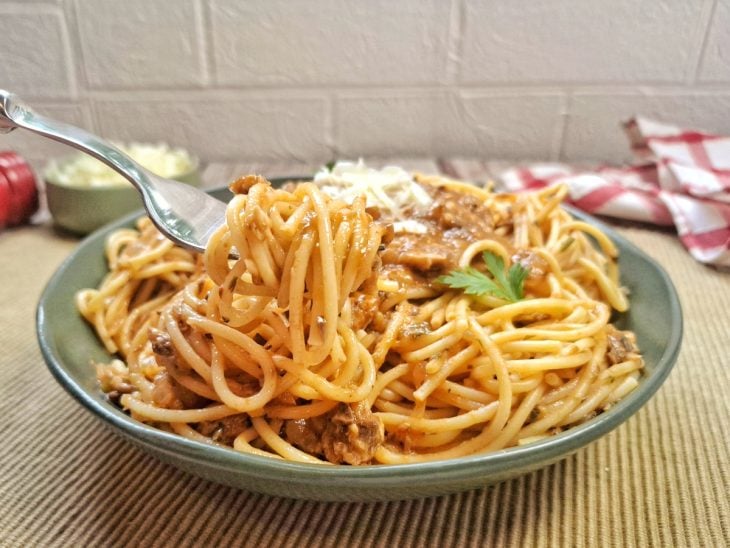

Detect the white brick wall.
[
  {"left": 209, "top": 0, "right": 452, "bottom": 86},
  {"left": 0, "top": 4, "right": 74, "bottom": 99},
  {"left": 698, "top": 1, "right": 730, "bottom": 83},
  {"left": 75, "top": 0, "right": 207, "bottom": 89},
  {"left": 460, "top": 1, "right": 707, "bottom": 83},
  {"left": 93, "top": 94, "right": 329, "bottom": 161},
  {"left": 335, "top": 91, "right": 565, "bottom": 159},
  {"left": 1, "top": 0, "right": 729, "bottom": 170}
]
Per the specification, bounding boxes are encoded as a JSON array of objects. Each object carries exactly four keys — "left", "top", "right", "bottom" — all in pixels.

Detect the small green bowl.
[
  {"left": 45, "top": 158, "right": 200, "bottom": 235},
  {"left": 36, "top": 188, "right": 682, "bottom": 501}
]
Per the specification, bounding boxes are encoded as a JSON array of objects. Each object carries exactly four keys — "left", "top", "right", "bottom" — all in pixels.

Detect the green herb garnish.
[
  {"left": 437, "top": 251, "right": 528, "bottom": 302},
  {"left": 325, "top": 161, "right": 336, "bottom": 172}
]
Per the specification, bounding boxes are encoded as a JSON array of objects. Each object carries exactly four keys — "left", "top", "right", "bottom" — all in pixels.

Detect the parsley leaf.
[
  {"left": 437, "top": 251, "right": 528, "bottom": 303},
  {"left": 505, "top": 258, "right": 529, "bottom": 301},
  {"left": 437, "top": 266, "right": 509, "bottom": 299}
]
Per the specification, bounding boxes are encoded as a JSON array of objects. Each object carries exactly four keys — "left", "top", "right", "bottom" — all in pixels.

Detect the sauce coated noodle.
[{"left": 77, "top": 172, "right": 643, "bottom": 465}]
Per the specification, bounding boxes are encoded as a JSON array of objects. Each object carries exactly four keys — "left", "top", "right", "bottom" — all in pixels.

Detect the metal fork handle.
[{"left": 0, "top": 90, "right": 155, "bottom": 200}]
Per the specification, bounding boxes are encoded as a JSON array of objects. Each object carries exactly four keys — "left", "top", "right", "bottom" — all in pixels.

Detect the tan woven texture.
[{"left": 1, "top": 161, "right": 728, "bottom": 547}]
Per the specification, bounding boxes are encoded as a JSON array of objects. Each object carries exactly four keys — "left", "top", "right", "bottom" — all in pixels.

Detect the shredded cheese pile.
[
  {"left": 314, "top": 160, "right": 432, "bottom": 233},
  {"left": 45, "top": 143, "right": 195, "bottom": 188}
]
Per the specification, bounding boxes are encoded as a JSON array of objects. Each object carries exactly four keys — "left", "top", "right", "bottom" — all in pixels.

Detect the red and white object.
[
  {"left": 497, "top": 118, "right": 730, "bottom": 267},
  {"left": 0, "top": 151, "right": 38, "bottom": 229}
]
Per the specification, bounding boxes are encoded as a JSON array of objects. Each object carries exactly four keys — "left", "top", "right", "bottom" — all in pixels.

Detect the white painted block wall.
[{"left": 1, "top": 0, "right": 728, "bottom": 169}]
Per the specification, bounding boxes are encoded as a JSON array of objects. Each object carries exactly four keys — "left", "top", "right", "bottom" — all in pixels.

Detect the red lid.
[
  {"left": 0, "top": 169, "right": 12, "bottom": 229},
  {"left": 0, "top": 151, "right": 38, "bottom": 227}
]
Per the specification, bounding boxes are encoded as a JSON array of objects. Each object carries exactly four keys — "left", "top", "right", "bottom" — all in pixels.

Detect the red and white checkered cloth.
[{"left": 498, "top": 117, "right": 730, "bottom": 267}]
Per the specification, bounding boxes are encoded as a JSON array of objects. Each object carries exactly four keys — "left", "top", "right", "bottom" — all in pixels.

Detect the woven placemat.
[{"left": 1, "top": 162, "right": 728, "bottom": 547}]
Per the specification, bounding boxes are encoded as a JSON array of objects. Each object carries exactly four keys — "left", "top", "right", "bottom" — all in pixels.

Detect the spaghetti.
[{"left": 78, "top": 167, "right": 643, "bottom": 465}]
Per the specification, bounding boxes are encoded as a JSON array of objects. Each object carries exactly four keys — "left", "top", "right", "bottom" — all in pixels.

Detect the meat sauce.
[
  {"left": 285, "top": 402, "right": 384, "bottom": 465},
  {"left": 606, "top": 325, "right": 639, "bottom": 365},
  {"left": 378, "top": 183, "right": 554, "bottom": 302},
  {"left": 140, "top": 180, "right": 539, "bottom": 464},
  {"left": 379, "top": 185, "right": 497, "bottom": 276}
]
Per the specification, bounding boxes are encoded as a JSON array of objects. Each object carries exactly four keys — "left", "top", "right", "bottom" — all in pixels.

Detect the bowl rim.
[
  {"left": 43, "top": 152, "right": 200, "bottom": 191},
  {"left": 35, "top": 185, "right": 683, "bottom": 486}
]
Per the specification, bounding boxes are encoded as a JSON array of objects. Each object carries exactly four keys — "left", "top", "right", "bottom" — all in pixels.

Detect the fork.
[{"left": 0, "top": 90, "right": 227, "bottom": 253}]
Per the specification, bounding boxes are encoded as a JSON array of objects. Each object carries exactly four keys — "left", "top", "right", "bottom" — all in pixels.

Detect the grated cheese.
[
  {"left": 45, "top": 143, "right": 195, "bottom": 188},
  {"left": 393, "top": 219, "right": 429, "bottom": 234},
  {"left": 313, "top": 160, "right": 433, "bottom": 223}
]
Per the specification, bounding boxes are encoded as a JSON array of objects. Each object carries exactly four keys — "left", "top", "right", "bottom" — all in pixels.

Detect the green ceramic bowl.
[
  {"left": 36, "top": 187, "right": 682, "bottom": 501},
  {"left": 44, "top": 157, "right": 201, "bottom": 235}
]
